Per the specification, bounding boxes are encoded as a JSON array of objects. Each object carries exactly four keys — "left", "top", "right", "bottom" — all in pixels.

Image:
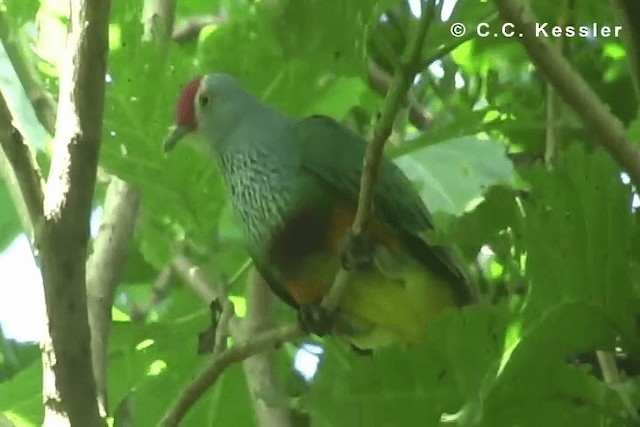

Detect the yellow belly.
[
  {"left": 283, "top": 199, "right": 461, "bottom": 350},
  {"left": 289, "top": 246, "right": 458, "bottom": 350},
  {"left": 339, "top": 261, "right": 457, "bottom": 349}
]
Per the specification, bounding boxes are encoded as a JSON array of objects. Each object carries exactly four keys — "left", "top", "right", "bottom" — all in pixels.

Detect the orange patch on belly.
[
  {"left": 288, "top": 278, "right": 327, "bottom": 305},
  {"left": 325, "top": 200, "right": 402, "bottom": 252},
  {"left": 285, "top": 200, "right": 405, "bottom": 306}
]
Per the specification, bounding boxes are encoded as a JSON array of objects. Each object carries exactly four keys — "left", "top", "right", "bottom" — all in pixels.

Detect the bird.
[{"left": 163, "top": 73, "right": 473, "bottom": 351}]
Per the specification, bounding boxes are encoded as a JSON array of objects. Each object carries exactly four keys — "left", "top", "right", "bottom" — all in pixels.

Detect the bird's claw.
[{"left": 298, "top": 303, "right": 334, "bottom": 336}]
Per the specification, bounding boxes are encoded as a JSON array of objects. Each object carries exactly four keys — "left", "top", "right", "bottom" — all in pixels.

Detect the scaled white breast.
[{"left": 221, "top": 149, "right": 296, "bottom": 245}]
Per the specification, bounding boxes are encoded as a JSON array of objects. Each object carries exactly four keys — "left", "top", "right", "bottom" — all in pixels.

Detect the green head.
[{"left": 163, "top": 73, "right": 258, "bottom": 153}]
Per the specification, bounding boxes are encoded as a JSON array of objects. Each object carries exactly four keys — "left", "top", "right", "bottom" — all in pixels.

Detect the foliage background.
[{"left": 0, "top": 0, "right": 639, "bottom": 425}]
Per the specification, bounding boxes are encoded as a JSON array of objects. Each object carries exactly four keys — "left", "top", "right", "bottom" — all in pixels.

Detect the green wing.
[{"left": 293, "top": 115, "right": 472, "bottom": 305}]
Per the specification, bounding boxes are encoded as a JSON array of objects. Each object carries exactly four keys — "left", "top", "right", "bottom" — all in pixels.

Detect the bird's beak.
[{"left": 162, "top": 125, "right": 192, "bottom": 153}]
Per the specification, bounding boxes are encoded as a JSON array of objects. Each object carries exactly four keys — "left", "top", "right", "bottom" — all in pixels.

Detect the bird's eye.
[{"left": 198, "top": 94, "right": 210, "bottom": 107}]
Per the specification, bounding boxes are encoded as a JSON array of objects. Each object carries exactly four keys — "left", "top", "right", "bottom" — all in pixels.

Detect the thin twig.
[
  {"left": 171, "top": 14, "right": 226, "bottom": 42},
  {"left": 165, "top": 255, "right": 304, "bottom": 425},
  {"left": 131, "top": 266, "right": 174, "bottom": 322},
  {"left": 159, "top": 324, "right": 303, "bottom": 426},
  {"left": 544, "top": 83, "right": 558, "bottom": 168},
  {"left": 0, "top": 93, "right": 44, "bottom": 230},
  {"left": 492, "top": 0, "right": 640, "bottom": 187},
  {"left": 229, "top": 257, "right": 253, "bottom": 285},
  {"left": 367, "top": 60, "right": 433, "bottom": 130},
  {"left": 171, "top": 254, "right": 221, "bottom": 301},
  {"left": 0, "top": 10, "right": 57, "bottom": 134},
  {"left": 322, "top": 1, "right": 435, "bottom": 312},
  {"left": 172, "top": 254, "right": 241, "bottom": 354},
  {"left": 417, "top": 11, "right": 499, "bottom": 71}
]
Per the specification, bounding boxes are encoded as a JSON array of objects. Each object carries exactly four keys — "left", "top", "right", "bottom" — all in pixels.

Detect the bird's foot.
[
  {"left": 340, "top": 230, "right": 375, "bottom": 272},
  {"left": 298, "top": 303, "right": 334, "bottom": 337}
]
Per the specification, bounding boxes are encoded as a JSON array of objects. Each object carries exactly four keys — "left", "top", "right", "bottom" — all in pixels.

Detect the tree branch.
[
  {"left": 614, "top": 0, "right": 640, "bottom": 101},
  {"left": 159, "top": 324, "right": 302, "bottom": 427},
  {"left": 171, "top": 254, "right": 222, "bottom": 301},
  {"left": 81, "top": 0, "right": 173, "bottom": 416},
  {"left": 0, "top": 92, "right": 44, "bottom": 231},
  {"left": 164, "top": 256, "right": 305, "bottom": 425},
  {"left": 492, "top": 0, "right": 640, "bottom": 187},
  {"left": 86, "top": 177, "right": 140, "bottom": 415},
  {"left": 143, "top": 0, "right": 177, "bottom": 49},
  {"left": 37, "top": 0, "right": 112, "bottom": 425},
  {"left": 171, "top": 14, "right": 226, "bottom": 42},
  {"left": 322, "top": 0, "right": 435, "bottom": 311},
  {"left": 241, "top": 270, "right": 292, "bottom": 427},
  {"left": 367, "top": 59, "right": 433, "bottom": 130},
  {"left": 131, "top": 266, "right": 174, "bottom": 321},
  {"left": 544, "top": 7, "right": 572, "bottom": 169},
  {"left": 0, "top": 10, "right": 57, "bottom": 134}
]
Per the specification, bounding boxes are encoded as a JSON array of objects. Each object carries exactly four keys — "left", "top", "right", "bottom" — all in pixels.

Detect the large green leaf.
[
  {"left": 395, "top": 135, "right": 520, "bottom": 217},
  {"left": 308, "top": 305, "right": 507, "bottom": 426},
  {"left": 521, "top": 146, "right": 636, "bottom": 338},
  {"left": 196, "top": 0, "right": 381, "bottom": 118}
]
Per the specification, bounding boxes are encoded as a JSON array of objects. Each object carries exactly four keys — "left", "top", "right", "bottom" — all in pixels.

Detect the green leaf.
[
  {"left": 441, "top": 185, "right": 521, "bottom": 246},
  {"left": 197, "top": 0, "right": 380, "bottom": 118},
  {"left": 0, "top": 182, "right": 21, "bottom": 253},
  {"left": 477, "top": 302, "right": 629, "bottom": 426},
  {"left": 395, "top": 135, "right": 520, "bottom": 216},
  {"left": 521, "top": 146, "right": 636, "bottom": 339},
  {"left": 108, "top": 285, "right": 255, "bottom": 426},
  {"left": 0, "top": 360, "right": 42, "bottom": 426},
  {"left": 308, "top": 305, "right": 507, "bottom": 426},
  {"left": 3, "top": 0, "right": 40, "bottom": 27}
]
